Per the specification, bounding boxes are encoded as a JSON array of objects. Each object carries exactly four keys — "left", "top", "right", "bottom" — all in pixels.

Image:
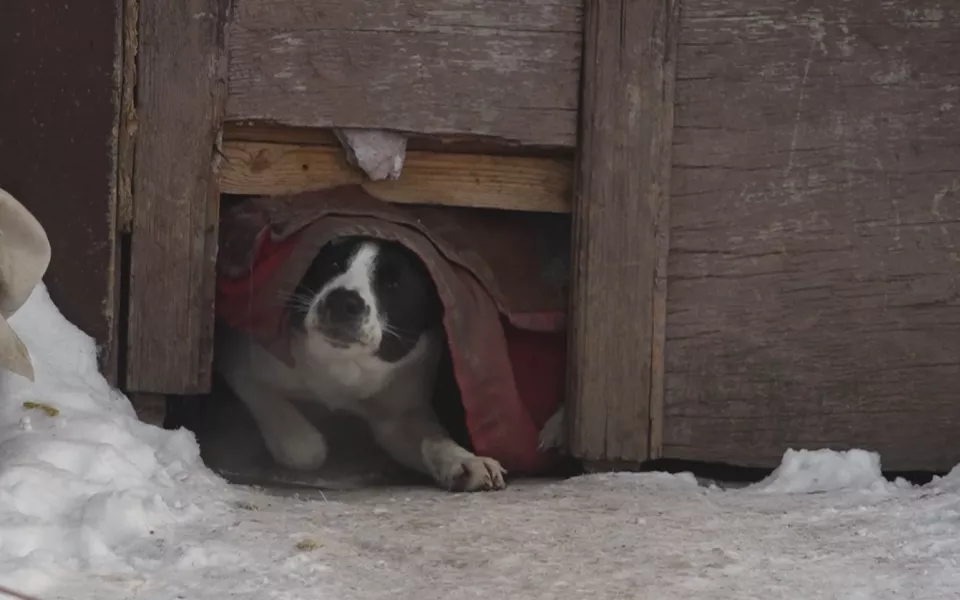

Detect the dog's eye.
[
  {"left": 380, "top": 265, "right": 401, "bottom": 289},
  {"left": 383, "top": 274, "right": 400, "bottom": 289}
]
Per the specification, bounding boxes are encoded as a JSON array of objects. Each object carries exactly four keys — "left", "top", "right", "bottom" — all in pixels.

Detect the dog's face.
[{"left": 288, "top": 237, "right": 441, "bottom": 363}]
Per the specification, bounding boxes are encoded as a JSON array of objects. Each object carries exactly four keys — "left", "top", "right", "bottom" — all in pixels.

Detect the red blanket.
[{"left": 217, "top": 186, "right": 567, "bottom": 474}]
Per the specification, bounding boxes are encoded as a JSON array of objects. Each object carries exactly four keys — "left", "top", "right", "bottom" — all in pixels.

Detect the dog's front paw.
[
  {"left": 439, "top": 455, "right": 507, "bottom": 492},
  {"left": 265, "top": 428, "right": 328, "bottom": 471}
]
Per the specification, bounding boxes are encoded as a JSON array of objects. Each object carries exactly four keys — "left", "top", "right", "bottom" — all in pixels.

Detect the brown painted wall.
[{"left": 0, "top": 0, "right": 120, "bottom": 372}]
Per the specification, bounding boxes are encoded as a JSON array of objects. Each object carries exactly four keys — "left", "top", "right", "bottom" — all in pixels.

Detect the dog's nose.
[{"left": 323, "top": 288, "right": 366, "bottom": 320}]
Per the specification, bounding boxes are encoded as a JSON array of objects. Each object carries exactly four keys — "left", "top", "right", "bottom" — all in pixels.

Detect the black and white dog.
[{"left": 215, "top": 237, "right": 507, "bottom": 492}]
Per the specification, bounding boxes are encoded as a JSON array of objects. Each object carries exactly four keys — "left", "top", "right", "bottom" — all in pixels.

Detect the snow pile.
[
  {"left": 0, "top": 285, "right": 229, "bottom": 595},
  {"left": 750, "top": 448, "right": 899, "bottom": 494},
  {"left": 935, "top": 464, "right": 960, "bottom": 492}
]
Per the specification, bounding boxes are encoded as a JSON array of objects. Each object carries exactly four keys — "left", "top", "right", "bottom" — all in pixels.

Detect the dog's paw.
[
  {"left": 538, "top": 406, "right": 566, "bottom": 451},
  {"left": 265, "top": 428, "right": 328, "bottom": 471},
  {"left": 439, "top": 455, "right": 508, "bottom": 493}
]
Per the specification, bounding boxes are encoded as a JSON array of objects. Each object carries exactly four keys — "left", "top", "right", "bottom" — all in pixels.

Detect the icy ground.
[{"left": 2, "top": 286, "right": 960, "bottom": 600}]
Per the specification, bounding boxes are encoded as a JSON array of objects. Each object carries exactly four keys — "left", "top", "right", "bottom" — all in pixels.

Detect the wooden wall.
[
  {"left": 225, "top": 0, "right": 583, "bottom": 148},
  {"left": 0, "top": 0, "right": 123, "bottom": 381},
  {"left": 665, "top": 0, "right": 960, "bottom": 471},
  {"left": 108, "top": 0, "right": 960, "bottom": 472}
]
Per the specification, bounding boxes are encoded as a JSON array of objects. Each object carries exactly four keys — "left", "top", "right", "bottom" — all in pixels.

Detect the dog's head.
[{"left": 288, "top": 236, "right": 441, "bottom": 363}]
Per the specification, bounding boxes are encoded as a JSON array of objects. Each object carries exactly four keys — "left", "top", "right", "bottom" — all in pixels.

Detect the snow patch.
[
  {"left": 0, "top": 285, "right": 230, "bottom": 595},
  {"left": 751, "top": 448, "right": 894, "bottom": 494},
  {"left": 928, "top": 464, "right": 960, "bottom": 493}
]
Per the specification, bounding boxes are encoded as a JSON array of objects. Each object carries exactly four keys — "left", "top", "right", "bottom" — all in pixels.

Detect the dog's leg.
[
  {"left": 368, "top": 409, "right": 507, "bottom": 492},
  {"left": 235, "top": 381, "right": 328, "bottom": 471},
  {"left": 538, "top": 406, "right": 567, "bottom": 451},
  {"left": 216, "top": 328, "right": 328, "bottom": 471}
]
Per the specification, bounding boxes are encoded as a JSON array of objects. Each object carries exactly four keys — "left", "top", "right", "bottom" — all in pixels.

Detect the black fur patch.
[{"left": 370, "top": 239, "right": 441, "bottom": 362}]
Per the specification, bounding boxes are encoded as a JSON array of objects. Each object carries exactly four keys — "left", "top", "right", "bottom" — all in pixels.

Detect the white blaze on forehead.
[{"left": 334, "top": 241, "right": 378, "bottom": 299}]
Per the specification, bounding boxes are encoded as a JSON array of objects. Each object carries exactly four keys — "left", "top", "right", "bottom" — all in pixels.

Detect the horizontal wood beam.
[{"left": 219, "top": 141, "right": 573, "bottom": 213}]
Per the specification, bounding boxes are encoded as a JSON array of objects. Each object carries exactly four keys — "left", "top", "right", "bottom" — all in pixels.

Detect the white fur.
[{"left": 215, "top": 241, "right": 507, "bottom": 492}]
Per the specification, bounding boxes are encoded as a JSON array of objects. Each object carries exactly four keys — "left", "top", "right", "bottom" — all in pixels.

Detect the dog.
[{"left": 215, "top": 236, "right": 507, "bottom": 492}]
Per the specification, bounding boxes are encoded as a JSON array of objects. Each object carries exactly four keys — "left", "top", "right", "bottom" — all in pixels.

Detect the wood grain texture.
[
  {"left": 568, "top": 0, "right": 675, "bottom": 462},
  {"left": 665, "top": 0, "right": 960, "bottom": 470},
  {"left": 116, "top": 0, "right": 139, "bottom": 235},
  {"left": 226, "top": 0, "right": 582, "bottom": 147},
  {"left": 0, "top": 0, "right": 122, "bottom": 380},
  {"left": 223, "top": 122, "right": 572, "bottom": 158},
  {"left": 219, "top": 141, "right": 573, "bottom": 213},
  {"left": 128, "top": 0, "right": 227, "bottom": 393},
  {"left": 648, "top": 0, "right": 681, "bottom": 460}
]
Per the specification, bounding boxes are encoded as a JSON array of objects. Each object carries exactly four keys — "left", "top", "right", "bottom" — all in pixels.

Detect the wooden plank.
[
  {"left": 664, "top": 0, "right": 960, "bottom": 471},
  {"left": 0, "top": 0, "right": 122, "bottom": 381},
  {"left": 219, "top": 141, "right": 573, "bottom": 213},
  {"left": 226, "top": 0, "right": 583, "bottom": 147},
  {"left": 128, "top": 0, "right": 228, "bottom": 393},
  {"left": 648, "top": 0, "right": 682, "bottom": 461},
  {"left": 116, "top": 0, "right": 139, "bottom": 235},
  {"left": 567, "top": 0, "right": 676, "bottom": 462},
  {"left": 223, "top": 122, "right": 572, "bottom": 158}
]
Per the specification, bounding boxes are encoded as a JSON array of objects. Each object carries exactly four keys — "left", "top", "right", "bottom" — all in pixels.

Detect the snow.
[
  {"left": 751, "top": 448, "right": 910, "bottom": 494},
  {"left": 0, "top": 286, "right": 231, "bottom": 595},
  {"left": 2, "top": 284, "right": 960, "bottom": 599}
]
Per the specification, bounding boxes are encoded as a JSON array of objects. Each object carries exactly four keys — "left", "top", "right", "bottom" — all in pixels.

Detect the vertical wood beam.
[
  {"left": 568, "top": 0, "right": 678, "bottom": 462},
  {"left": 127, "top": 0, "right": 228, "bottom": 393}
]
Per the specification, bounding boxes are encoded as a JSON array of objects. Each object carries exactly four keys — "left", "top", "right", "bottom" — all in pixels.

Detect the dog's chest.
[
  {"left": 289, "top": 352, "right": 394, "bottom": 410},
  {"left": 269, "top": 329, "right": 440, "bottom": 418}
]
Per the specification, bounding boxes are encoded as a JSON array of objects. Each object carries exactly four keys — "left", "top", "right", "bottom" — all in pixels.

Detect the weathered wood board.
[
  {"left": 0, "top": 0, "right": 122, "bottom": 381},
  {"left": 219, "top": 141, "right": 573, "bottom": 212},
  {"left": 665, "top": 0, "right": 960, "bottom": 470},
  {"left": 226, "top": 0, "right": 583, "bottom": 147},
  {"left": 568, "top": 0, "right": 677, "bottom": 463},
  {"left": 127, "top": 0, "right": 228, "bottom": 394}
]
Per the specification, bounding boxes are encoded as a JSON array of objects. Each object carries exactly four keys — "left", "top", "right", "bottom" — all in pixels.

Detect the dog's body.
[{"left": 215, "top": 237, "right": 506, "bottom": 492}]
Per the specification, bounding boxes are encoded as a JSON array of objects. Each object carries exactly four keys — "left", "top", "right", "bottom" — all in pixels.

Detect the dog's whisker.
[
  {"left": 382, "top": 324, "right": 418, "bottom": 338},
  {"left": 382, "top": 322, "right": 418, "bottom": 334},
  {"left": 282, "top": 291, "right": 320, "bottom": 313},
  {"left": 284, "top": 293, "right": 317, "bottom": 305}
]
